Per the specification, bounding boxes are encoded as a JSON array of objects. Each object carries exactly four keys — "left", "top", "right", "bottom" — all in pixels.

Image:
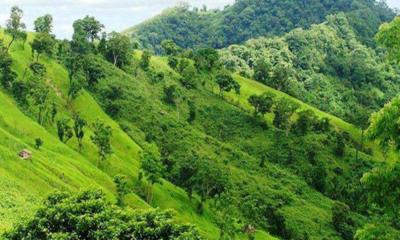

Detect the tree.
[
  {"left": 212, "top": 192, "right": 239, "bottom": 240},
  {"left": 193, "top": 48, "right": 220, "bottom": 72},
  {"left": 3, "top": 190, "right": 202, "bottom": 240},
  {"left": 30, "top": 78, "right": 52, "bottom": 125},
  {"left": 5, "top": 6, "right": 26, "bottom": 51},
  {"left": 72, "top": 16, "right": 104, "bottom": 53},
  {"left": 82, "top": 55, "right": 106, "bottom": 86},
  {"left": 113, "top": 174, "right": 128, "bottom": 206},
  {"left": 103, "top": 32, "right": 132, "bottom": 67},
  {"left": 73, "top": 113, "right": 87, "bottom": 151},
  {"left": 332, "top": 202, "right": 355, "bottom": 240},
  {"left": 34, "top": 14, "right": 53, "bottom": 34},
  {"left": 0, "top": 41, "right": 17, "bottom": 88},
  {"left": 56, "top": 118, "right": 73, "bottom": 143},
  {"left": 361, "top": 163, "right": 400, "bottom": 228},
  {"left": 193, "top": 159, "right": 229, "bottom": 213},
  {"left": 272, "top": 98, "right": 299, "bottom": 130},
  {"left": 141, "top": 144, "right": 163, "bottom": 203},
  {"left": 248, "top": 93, "right": 275, "bottom": 117},
  {"left": 163, "top": 84, "right": 181, "bottom": 106},
  {"left": 375, "top": 16, "right": 400, "bottom": 63},
  {"left": 35, "top": 138, "right": 43, "bottom": 150},
  {"left": 215, "top": 71, "right": 240, "bottom": 96},
  {"left": 188, "top": 100, "right": 197, "bottom": 123},
  {"left": 30, "top": 33, "right": 56, "bottom": 62},
  {"left": 355, "top": 224, "right": 400, "bottom": 240},
  {"left": 140, "top": 51, "right": 151, "bottom": 70},
  {"left": 334, "top": 132, "right": 346, "bottom": 157},
  {"left": 367, "top": 97, "right": 400, "bottom": 155},
  {"left": 91, "top": 120, "right": 112, "bottom": 166},
  {"left": 161, "top": 39, "right": 181, "bottom": 56},
  {"left": 291, "top": 109, "right": 318, "bottom": 135}
]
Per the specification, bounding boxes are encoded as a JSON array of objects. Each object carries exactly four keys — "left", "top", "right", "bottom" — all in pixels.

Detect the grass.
[{"left": 0, "top": 31, "right": 279, "bottom": 239}]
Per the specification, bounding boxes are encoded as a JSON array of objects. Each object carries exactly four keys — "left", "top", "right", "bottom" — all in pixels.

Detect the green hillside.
[
  {"left": 220, "top": 13, "right": 400, "bottom": 128},
  {"left": 125, "top": 0, "right": 395, "bottom": 52},
  {"left": 0, "top": 31, "right": 241, "bottom": 239},
  {"left": 1, "top": 6, "right": 399, "bottom": 240}
]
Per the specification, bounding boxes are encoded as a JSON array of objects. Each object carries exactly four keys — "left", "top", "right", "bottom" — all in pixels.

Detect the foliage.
[
  {"left": 215, "top": 70, "right": 240, "bottom": 96},
  {"left": 248, "top": 92, "right": 274, "bottom": 117},
  {"left": 102, "top": 32, "right": 132, "bottom": 68},
  {"left": 3, "top": 190, "right": 202, "bottom": 240},
  {"left": 90, "top": 120, "right": 113, "bottom": 166},
  {"left": 332, "top": 201, "right": 356, "bottom": 240},
  {"left": 220, "top": 13, "right": 400, "bottom": 123},
  {"left": 367, "top": 96, "right": 400, "bottom": 153},
  {"left": 73, "top": 113, "right": 87, "bottom": 151},
  {"left": 34, "top": 14, "right": 53, "bottom": 34},
  {"left": 5, "top": 6, "right": 26, "bottom": 51},
  {"left": 376, "top": 16, "right": 400, "bottom": 63},
  {"left": 56, "top": 118, "right": 73, "bottom": 143},
  {"left": 141, "top": 144, "right": 163, "bottom": 203},
  {"left": 30, "top": 33, "right": 56, "bottom": 61},
  {"left": 140, "top": 51, "right": 151, "bottom": 70},
  {"left": 128, "top": 0, "right": 395, "bottom": 51},
  {"left": 113, "top": 175, "right": 129, "bottom": 206},
  {"left": 35, "top": 138, "right": 43, "bottom": 150}
]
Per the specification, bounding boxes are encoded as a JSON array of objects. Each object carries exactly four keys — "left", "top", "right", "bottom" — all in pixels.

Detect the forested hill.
[
  {"left": 220, "top": 13, "right": 400, "bottom": 126},
  {"left": 125, "top": 0, "right": 395, "bottom": 52}
]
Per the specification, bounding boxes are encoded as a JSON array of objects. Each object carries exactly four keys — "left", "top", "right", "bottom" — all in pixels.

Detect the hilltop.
[{"left": 125, "top": 0, "right": 395, "bottom": 52}]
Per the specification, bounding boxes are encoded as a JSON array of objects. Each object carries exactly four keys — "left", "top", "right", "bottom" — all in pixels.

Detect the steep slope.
[
  {"left": 125, "top": 0, "right": 395, "bottom": 52},
  {"left": 82, "top": 50, "right": 381, "bottom": 239},
  {"left": 1, "top": 29, "right": 387, "bottom": 239},
  {"left": 0, "top": 32, "right": 274, "bottom": 239}
]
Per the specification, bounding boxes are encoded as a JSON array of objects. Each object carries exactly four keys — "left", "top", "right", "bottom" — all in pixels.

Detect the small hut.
[{"left": 18, "top": 149, "right": 32, "bottom": 160}]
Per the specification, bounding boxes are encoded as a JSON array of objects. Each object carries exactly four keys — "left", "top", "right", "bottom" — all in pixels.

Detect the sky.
[{"left": 0, "top": 0, "right": 399, "bottom": 39}]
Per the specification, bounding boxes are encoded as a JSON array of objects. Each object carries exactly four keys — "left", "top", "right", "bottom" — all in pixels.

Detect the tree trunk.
[{"left": 6, "top": 36, "right": 15, "bottom": 52}]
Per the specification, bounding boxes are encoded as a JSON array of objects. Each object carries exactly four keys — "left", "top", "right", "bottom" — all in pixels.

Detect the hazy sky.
[{"left": 0, "top": 0, "right": 399, "bottom": 39}]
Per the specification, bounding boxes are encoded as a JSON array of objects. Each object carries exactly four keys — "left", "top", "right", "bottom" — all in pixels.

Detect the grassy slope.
[
  {"left": 113, "top": 53, "right": 370, "bottom": 239},
  {"left": 226, "top": 75, "right": 387, "bottom": 161},
  {"left": 0, "top": 31, "right": 277, "bottom": 239}
]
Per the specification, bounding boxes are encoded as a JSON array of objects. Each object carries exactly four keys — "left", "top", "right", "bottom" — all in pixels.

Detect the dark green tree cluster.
[
  {"left": 3, "top": 190, "right": 202, "bottom": 240},
  {"left": 221, "top": 13, "right": 399, "bottom": 123},
  {"left": 129, "top": 0, "right": 394, "bottom": 51}
]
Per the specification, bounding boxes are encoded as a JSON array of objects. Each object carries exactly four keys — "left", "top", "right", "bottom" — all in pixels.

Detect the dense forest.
[
  {"left": 0, "top": 1, "right": 400, "bottom": 240},
  {"left": 220, "top": 13, "right": 400, "bottom": 126},
  {"left": 126, "top": 0, "right": 395, "bottom": 52}
]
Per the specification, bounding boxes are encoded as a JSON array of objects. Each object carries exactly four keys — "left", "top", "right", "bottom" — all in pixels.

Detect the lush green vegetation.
[
  {"left": 125, "top": 0, "right": 395, "bottom": 52},
  {"left": 1, "top": 3, "right": 400, "bottom": 240},
  {"left": 220, "top": 13, "right": 400, "bottom": 127}
]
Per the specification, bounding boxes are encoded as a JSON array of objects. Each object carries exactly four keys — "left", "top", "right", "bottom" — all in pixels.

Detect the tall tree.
[
  {"left": 375, "top": 16, "right": 400, "bottom": 63},
  {"left": 248, "top": 93, "right": 275, "bottom": 117},
  {"left": 30, "top": 33, "right": 56, "bottom": 62},
  {"left": 141, "top": 144, "right": 163, "bottom": 204},
  {"left": 72, "top": 16, "right": 104, "bottom": 53},
  {"left": 91, "top": 120, "right": 113, "bottom": 166},
  {"left": 34, "top": 14, "right": 53, "bottom": 34},
  {"left": 5, "top": 6, "right": 26, "bottom": 51},
  {"left": 103, "top": 32, "right": 132, "bottom": 67},
  {"left": 56, "top": 118, "right": 73, "bottom": 143},
  {"left": 367, "top": 97, "right": 400, "bottom": 155},
  {"left": 73, "top": 113, "right": 87, "bottom": 152},
  {"left": 215, "top": 71, "right": 240, "bottom": 96},
  {"left": 140, "top": 51, "right": 151, "bottom": 70}
]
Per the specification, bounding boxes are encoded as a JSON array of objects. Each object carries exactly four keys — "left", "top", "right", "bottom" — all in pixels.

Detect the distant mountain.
[{"left": 125, "top": 0, "right": 395, "bottom": 53}]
